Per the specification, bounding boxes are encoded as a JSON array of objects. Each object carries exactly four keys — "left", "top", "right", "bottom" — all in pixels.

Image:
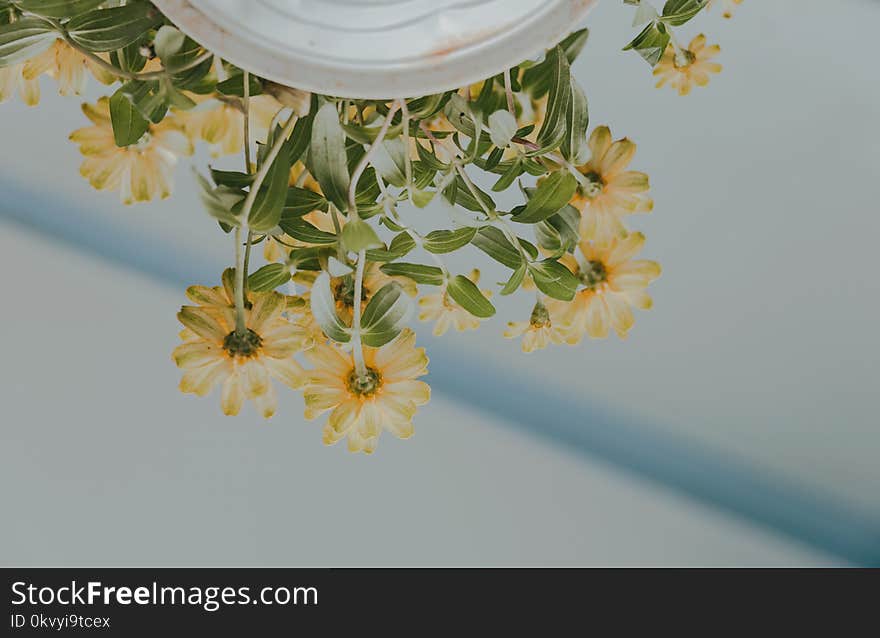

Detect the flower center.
[
  {"left": 333, "top": 276, "right": 368, "bottom": 310},
  {"left": 223, "top": 329, "right": 263, "bottom": 358},
  {"left": 529, "top": 302, "right": 551, "bottom": 329},
  {"left": 347, "top": 366, "right": 383, "bottom": 398},
  {"left": 580, "top": 260, "right": 608, "bottom": 290},
  {"left": 674, "top": 49, "right": 696, "bottom": 69},
  {"left": 581, "top": 171, "right": 605, "bottom": 199}
]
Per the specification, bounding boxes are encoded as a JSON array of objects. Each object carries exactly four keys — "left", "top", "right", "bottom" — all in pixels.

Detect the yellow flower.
[
  {"left": 0, "top": 63, "right": 41, "bottom": 106},
  {"left": 23, "top": 40, "right": 115, "bottom": 96},
  {"left": 173, "top": 279, "right": 308, "bottom": 418},
  {"left": 180, "top": 94, "right": 282, "bottom": 157},
  {"left": 290, "top": 307, "right": 327, "bottom": 352},
  {"left": 708, "top": 0, "right": 742, "bottom": 19},
  {"left": 572, "top": 126, "right": 653, "bottom": 243},
  {"left": 653, "top": 35, "right": 722, "bottom": 96},
  {"left": 503, "top": 301, "right": 568, "bottom": 353},
  {"left": 548, "top": 232, "right": 661, "bottom": 343},
  {"left": 303, "top": 329, "right": 430, "bottom": 454},
  {"left": 418, "top": 270, "right": 489, "bottom": 336},
  {"left": 69, "top": 97, "right": 194, "bottom": 204}
]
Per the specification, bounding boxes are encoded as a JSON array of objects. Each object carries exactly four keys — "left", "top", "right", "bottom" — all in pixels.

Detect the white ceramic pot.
[{"left": 151, "top": 0, "right": 598, "bottom": 99}]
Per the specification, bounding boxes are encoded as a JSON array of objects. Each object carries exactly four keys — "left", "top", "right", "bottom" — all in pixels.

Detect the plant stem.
[
  {"left": 328, "top": 204, "right": 347, "bottom": 264},
  {"left": 375, "top": 173, "right": 448, "bottom": 276},
  {"left": 233, "top": 111, "right": 298, "bottom": 335},
  {"left": 504, "top": 67, "right": 515, "bottom": 115},
  {"left": 348, "top": 101, "right": 402, "bottom": 218},
  {"left": 346, "top": 101, "right": 404, "bottom": 381},
  {"left": 351, "top": 249, "right": 368, "bottom": 379},
  {"left": 233, "top": 225, "right": 246, "bottom": 334},
  {"left": 399, "top": 99, "right": 413, "bottom": 196},
  {"left": 50, "top": 18, "right": 214, "bottom": 82},
  {"left": 240, "top": 72, "right": 254, "bottom": 309},
  {"left": 454, "top": 161, "right": 530, "bottom": 264},
  {"left": 243, "top": 70, "right": 252, "bottom": 172}
]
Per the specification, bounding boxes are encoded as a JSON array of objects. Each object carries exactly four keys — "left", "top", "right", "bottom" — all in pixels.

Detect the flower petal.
[{"left": 221, "top": 373, "right": 244, "bottom": 416}]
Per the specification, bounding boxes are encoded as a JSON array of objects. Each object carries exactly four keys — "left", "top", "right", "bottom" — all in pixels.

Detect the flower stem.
[
  {"left": 399, "top": 99, "right": 413, "bottom": 196},
  {"left": 233, "top": 108, "right": 298, "bottom": 336},
  {"left": 243, "top": 71, "right": 253, "bottom": 172},
  {"left": 234, "top": 225, "right": 246, "bottom": 334},
  {"left": 348, "top": 100, "right": 402, "bottom": 218},
  {"left": 352, "top": 249, "right": 368, "bottom": 380},
  {"left": 239, "top": 72, "right": 255, "bottom": 312},
  {"left": 503, "top": 67, "right": 516, "bottom": 115},
  {"left": 346, "top": 101, "right": 404, "bottom": 381}
]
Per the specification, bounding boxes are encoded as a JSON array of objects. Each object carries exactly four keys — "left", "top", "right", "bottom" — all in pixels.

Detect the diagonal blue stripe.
[{"left": 2, "top": 176, "right": 878, "bottom": 565}]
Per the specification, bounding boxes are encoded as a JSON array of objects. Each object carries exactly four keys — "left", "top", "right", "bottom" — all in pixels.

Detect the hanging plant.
[{"left": 0, "top": 0, "right": 735, "bottom": 454}]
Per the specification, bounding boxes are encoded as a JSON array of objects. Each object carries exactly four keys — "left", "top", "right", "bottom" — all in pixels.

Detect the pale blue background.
[{"left": 0, "top": 0, "right": 878, "bottom": 565}]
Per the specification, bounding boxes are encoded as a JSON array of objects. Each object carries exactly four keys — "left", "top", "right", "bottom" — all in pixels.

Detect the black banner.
[{"left": 3, "top": 568, "right": 877, "bottom": 633}]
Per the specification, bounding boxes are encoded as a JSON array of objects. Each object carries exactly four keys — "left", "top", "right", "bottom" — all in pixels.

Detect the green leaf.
[
  {"left": 535, "top": 46, "right": 572, "bottom": 153},
  {"left": 513, "top": 172, "right": 578, "bottom": 224},
  {"left": 415, "top": 141, "right": 449, "bottom": 172},
  {"left": 623, "top": 21, "right": 670, "bottom": 66},
  {"left": 287, "top": 112, "right": 314, "bottom": 166},
  {"left": 67, "top": 2, "right": 163, "bottom": 53},
  {"left": 661, "top": 0, "right": 707, "bottom": 26},
  {"left": 366, "top": 232, "right": 416, "bottom": 263},
  {"left": 492, "top": 158, "right": 525, "bottom": 192},
  {"left": 500, "top": 262, "right": 527, "bottom": 296},
  {"left": 371, "top": 137, "right": 408, "bottom": 188},
  {"left": 310, "top": 103, "right": 351, "bottom": 213},
  {"left": 447, "top": 275, "right": 495, "bottom": 318},
  {"left": 380, "top": 263, "right": 445, "bottom": 286},
  {"left": 341, "top": 120, "right": 404, "bottom": 145},
  {"left": 278, "top": 219, "right": 337, "bottom": 245},
  {"left": 522, "top": 29, "right": 589, "bottom": 98},
  {"left": 0, "top": 18, "right": 54, "bottom": 67},
  {"left": 411, "top": 188, "right": 435, "bottom": 209},
  {"left": 471, "top": 226, "right": 523, "bottom": 269},
  {"left": 444, "top": 175, "right": 495, "bottom": 213},
  {"left": 109, "top": 90, "right": 150, "bottom": 147},
  {"left": 288, "top": 246, "right": 329, "bottom": 271},
  {"left": 249, "top": 138, "right": 293, "bottom": 232},
  {"left": 341, "top": 218, "right": 383, "bottom": 252},
  {"left": 442, "top": 93, "right": 478, "bottom": 139},
  {"left": 216, "top": 72, "right": 264, "bottom": 98},
  {"left": 248, "top": 263, "right": 291, "bottom": 292},
  {"left": 528, "top": 260, "right": 579, "bottom": 301},
  {"left": 406, "top": 92, "right": 449, "bottom": 119},
  {"left": 165, "top": 38, "right": 214, "bottom": 92},
  {"left": 559, "top": 28, "right": 591, "bottom": 65},
  {"left": 360, "top": 282, "right": 413, "bottom": 347},
  {"left": 195, "top": 172, "right": 243, "bottom": 227},
  {"left": 153, "top": 25, "right": 186, "bottom": 62},
  {"left": 162, "top": 80, "right": 196, "bottom": 110},
  {"left": 118, "top": 80, "right": 167, "bottom": 123},
  {"left": 15, "top": 0, "right": 104, "bottom": 19},
  {"left": 282, "top": 187, "right": 326, "bottom": 219},
  {"left": 110, "top": 40, "right": 147, "bottom": 74},
  {"left": 423, "top": 227, "right": 477, "bottom": 254},
  {"left": 561, "top": 80, "right": 589, "bottom": 162},
  {"left": 210, "top": 169, "right": 253, "bottom": 189},
  {"left": 536, "top": 204, "right": 581, "bottom": 253},
  {"left": 310, "top": 273, "right": 351, "bottom": 343}
]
